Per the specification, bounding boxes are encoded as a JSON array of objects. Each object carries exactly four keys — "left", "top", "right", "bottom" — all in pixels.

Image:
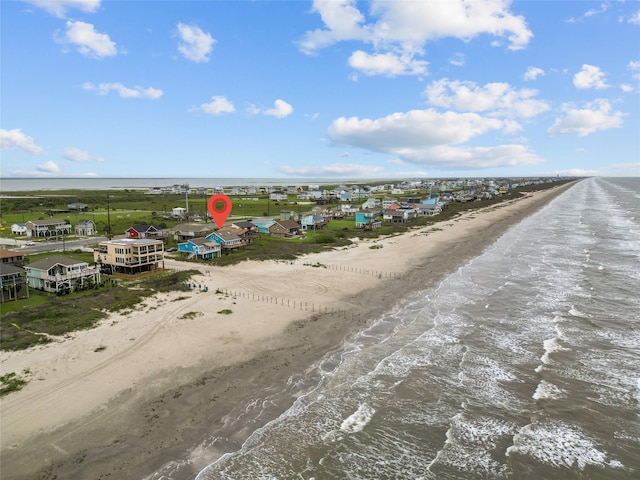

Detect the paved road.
[{"left": 0, "top": 235, "right": 126, "bottom": 254}]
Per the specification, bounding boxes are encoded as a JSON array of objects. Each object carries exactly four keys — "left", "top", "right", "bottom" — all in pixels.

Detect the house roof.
[
  {"left": 100, "top": 238, "right": 162, "bottom": 246},
  {"left": 187, "top": 237, "right": 219, "bottom": 246},
  {"left": 0, "top": 263, "right": 25, "bottom": 276},
  {"left": 28, "top": 218, "right": 69, "bottom": 226},
  {"left": 129, "top": 224, "right": 162, "bottom": 233},
  {"left": 230, "top": 221, "right": 256, "bottom": 230},
  {"left": 77, "top": 219, "right": 96, "bottom": 225},
  {"left": 0, "top": 250, "right": 24, "bottom": 259},
  {"left": 210, "top": 230, "right": 241, "bottom": 242},
  {"left": 171, "top": 224, "right": 212, "bottom": 233},
  {"left": 276, "top": 220, "right": 301, "bottom": 229},
  {"left": 26, "top": 255, "right": 87, "bottom": 271}
]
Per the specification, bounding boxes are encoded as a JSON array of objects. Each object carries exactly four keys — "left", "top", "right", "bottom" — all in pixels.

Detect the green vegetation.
[
  {"left": 0, "top": 370, "right": 30, "bottom": 397},
  {"left": 0, "top": 269, "right": 199, "bottom": 351},
  {"left": 178, "top": 311, "right": 203, "bottom": 320},
  {"left": 94, "top": 345, "right": 107, "bottom": 352},
  {"left": 217, "top": 309, "right": 233, "bottom": 315}
]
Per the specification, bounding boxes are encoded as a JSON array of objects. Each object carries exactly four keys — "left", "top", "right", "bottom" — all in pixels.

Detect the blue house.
[
  {"left": 300, "top": 214, "right": 327, "bottom": 230},
  {"left": 206, "top": 230, "right": 246, "bottom": 253},
  {"left": 177, "top": 238, "right": 221, "bottom": 259},
  {"left": 248, "top": 217, "right": 276, "bottom": 233},
  {"left": 355, "top": 210, "right": 381, "bottom": 229}
]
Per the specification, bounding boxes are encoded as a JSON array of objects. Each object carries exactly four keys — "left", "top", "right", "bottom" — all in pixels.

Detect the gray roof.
[
  {"left": 26, "top": 255, "right": 87, "bottom": 271},
  {"left": 0, "top": 263, "right": 25, "bottom": 276}
]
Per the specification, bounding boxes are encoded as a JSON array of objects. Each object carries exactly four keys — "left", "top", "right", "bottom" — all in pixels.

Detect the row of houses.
[
  {"left": 0, "top": 236, "right": 167, "bottom": 302},
  {"left": 11, "top": 219, "right": 96, "bottom": 237}
]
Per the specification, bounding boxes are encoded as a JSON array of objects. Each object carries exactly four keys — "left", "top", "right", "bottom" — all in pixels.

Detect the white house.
[
  {"left": 172, "top": 207, "right": 187, "bottom": 217},
  {"left": 11, "top": 223, "right": 27, "bottom": 235}
]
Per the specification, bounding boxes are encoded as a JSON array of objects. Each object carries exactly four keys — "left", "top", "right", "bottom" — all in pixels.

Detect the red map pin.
[{"left": 207, "top": 194, "right": 233, "bottom": 229}]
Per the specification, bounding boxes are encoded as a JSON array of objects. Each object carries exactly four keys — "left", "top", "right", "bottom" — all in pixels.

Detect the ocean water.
[
  {"left": 0, "top": 177, "right": 375, "bottom": 192},
  {"left": 190, "top": 177, "right": 639, "bottom": 479}
]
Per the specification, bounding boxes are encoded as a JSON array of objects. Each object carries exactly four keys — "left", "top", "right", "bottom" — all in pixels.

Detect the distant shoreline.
[{"left": 0, "top": 176, "right": 579, "bottom": 192}]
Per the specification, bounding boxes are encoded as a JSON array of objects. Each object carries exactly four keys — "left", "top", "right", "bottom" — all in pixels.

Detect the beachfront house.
[
  {"left": 25, "top": 219, "right": 72, "bottom": 238},
  {"left": 205, "top": 230, "right": 246, "bottom": 254},
  {"left": 25, "top": 255, "right": 100, "bottom": 293},
  {"left": 300, "top": 214, "right": 327, "bottom": 231},
  {"left": 269, "top": 220, "right": 302, "bottom": 238},
  {"left": 94, "top": 238, "right": 164, "bottom": 275},
  {"left": 0, "top": 264, "right": 29, "bottom": 302},
  {"left": 383, "top": 208, "right": 417, "bottom": 223},
  {"left": 177, "top": 238, "right": 221, "bottom": 259},
  {"left": 228, "top": 221, "right": 261, "bottom": 244},
  {"left": 355, "top": 210, "right": 382, "bottom": 230}
]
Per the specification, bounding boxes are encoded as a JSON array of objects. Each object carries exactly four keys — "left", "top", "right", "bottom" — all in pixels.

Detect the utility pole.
[{"left": 106, "top": 193, "right": 112, "bottom": 239}]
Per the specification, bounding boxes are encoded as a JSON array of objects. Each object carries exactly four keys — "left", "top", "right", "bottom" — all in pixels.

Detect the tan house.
[
  {"left": 94, "top": 238, "right": 164, "bottom": 275},
  {"left": 0, "top": 250, "right": 25, "bottom": 266},
  {"left": 169, "top": 223, "right": 213, "bottom": 241}
]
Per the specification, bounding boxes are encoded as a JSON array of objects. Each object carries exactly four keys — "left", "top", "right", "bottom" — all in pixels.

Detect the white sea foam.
[
  {"left": 507, "top": 421, "right": 624, "bottom": 470},
  {"left": 568, "top": 306, "right": 588, "bottom": 318},
  {"left": 541, "top": 338, "right": 568, "bottom": 364},
  {"left": 532, "top": 380, "right": 564, "bottom": 400},
  {"left": 340, "top": 403, "right": 375, "bottom": 434}
]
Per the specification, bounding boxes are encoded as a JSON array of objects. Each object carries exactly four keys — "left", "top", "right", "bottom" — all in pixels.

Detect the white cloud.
[
  {"left": 57, "top": 20, "right": 117, "bottom": 58},
  {"left": 629, "top": 10, "right": 640, "bottom": 24},
  {"left": 277, "top": 163, "right": 384, "bottom": 177},
  {"left": 23, "top": 0, "right": 100, "bottom": 18},
  {"left": 398, "top": 144, "right": 544, "bottom": 169},
  {"left": 621, "top": 84, "right": 634, "bottom": 93},
  {"left": 263, "top": 99, "right": 294, "bottom": 118},
  {"left": 63, "top": 147, "right": 103, "bottom": 162},
  {"left": 547, "top": 99, "right": 625, "bottom": 136},
  {"left": 198, "top": 96, "right": 235, "bottom": 115},
  {"left": 628, "top": 60, "right": 640, "bottom": 80},
  {"left": 82, "top": 82, "right": 163, "bottom": 99},
  {"left": 328, "top": 109, "right": 503, "bottom": 150},
  {"left": 325, "top": 108, "right": 543, "bottom": 169},
  {"left": 348, "top": 50, "right": 427, "bottom": 76},
  {"left": 524, "top": 66, "right": 545, "bottom": 81},
  {"left": 423, "top": 79, "right": 550, "bottom": 118},
  {"left": 584, "top": 2, "right": 610, "bottom": 18},
  {"left": 573, "top": 64, "right": 609, "bottom": 89},
  {"left": 0, "top": 128, "right": 45, "bottom": 155},
  {"left": 298, "top": 0, "right": 532, "bottom": 76},
  {"left": 37, "top": 161, "right": 60, "bottom": 173},
  {"left": 177, "top": 23, "right": 215, "bottom": 63},
  {"left": 449, "top": 53, "right": 465, "bottom": 67}
]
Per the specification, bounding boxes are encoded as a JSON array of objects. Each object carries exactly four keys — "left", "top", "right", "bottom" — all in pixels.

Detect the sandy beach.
[{"left": 0, "top": 183, "right": 574, "bottom": 480}]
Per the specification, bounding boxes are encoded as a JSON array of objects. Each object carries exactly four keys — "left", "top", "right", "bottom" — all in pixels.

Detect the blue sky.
[{"left": 1, "top": 0, "right": 639, "bottom": 179}]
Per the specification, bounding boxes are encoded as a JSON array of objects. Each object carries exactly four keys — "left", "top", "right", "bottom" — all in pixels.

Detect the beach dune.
[{"left": 0, "top": 184, "right": 573, "bottom": 479}]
